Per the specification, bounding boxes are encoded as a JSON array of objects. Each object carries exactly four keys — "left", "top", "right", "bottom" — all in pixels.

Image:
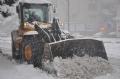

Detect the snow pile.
[
  {"left": 0, "top": 3, "right": 19, "bottom": 35},
  {"left": 52, "top": 55, "right": 113, "bottom": 79},
  {"left": 0, "top": 4, "right": 9, "bottom": 13},
  {"left": 94, "top": 38, "right": 120, "bottom": 59},
  {"left": 24, "top": 31, "right": 38, "bottom": 35}
]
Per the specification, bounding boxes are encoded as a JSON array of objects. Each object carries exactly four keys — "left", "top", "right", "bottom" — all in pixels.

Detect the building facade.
[
  {"left": 115, "top": 0, "right": 120, "bottom": 37},
  {"left": 49, "top": 0, "right": 117, "bottom": 35}
]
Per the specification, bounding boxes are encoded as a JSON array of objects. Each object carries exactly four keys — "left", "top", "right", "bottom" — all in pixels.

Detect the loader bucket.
[
  {"left": 34, "top": 24, "right": 108, "bottom": 61},
  {"left": 48, "top": 39, "right": 108, "bottom": 60}
]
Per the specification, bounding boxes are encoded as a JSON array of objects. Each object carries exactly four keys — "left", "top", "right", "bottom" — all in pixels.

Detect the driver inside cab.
[{"left": 28, "top": 11, "right": 41, "bottom": 22}]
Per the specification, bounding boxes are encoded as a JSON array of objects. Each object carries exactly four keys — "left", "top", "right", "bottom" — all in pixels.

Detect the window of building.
[{"left": 88, "top": 3, "right": 98, "bottom": 10}]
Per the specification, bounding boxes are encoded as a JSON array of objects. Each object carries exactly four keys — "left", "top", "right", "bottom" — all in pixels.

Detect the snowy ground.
[
  {"left": 94, "top": 57, "right": 120, "bottom": 79},
  {"left": 0, "top": 54, "right": 54, "bottom": 79},
  {"left": 0, "top": 37, "right": 120, "bottom": 79},
  {"left": 93, "top": 38, "right": 120, "bottom": 79},
  {"left": 94, "top": 38, "right": 120, "bottom": 59}
]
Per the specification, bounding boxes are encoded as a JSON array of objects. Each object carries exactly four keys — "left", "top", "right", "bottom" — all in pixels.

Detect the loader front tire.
[{"left": 20, "top": 34, "right": 44, "bottom": 67}]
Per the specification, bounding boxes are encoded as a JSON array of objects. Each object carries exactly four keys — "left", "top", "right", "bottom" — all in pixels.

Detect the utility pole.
[{"left": 68, "top": 0, "right": 70, "bottom": 31}]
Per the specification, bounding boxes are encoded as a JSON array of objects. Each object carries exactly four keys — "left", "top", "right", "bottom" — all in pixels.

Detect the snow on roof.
[
  {"left": 94, "top": 32, "right": 103, "bottom": 35},
  {"left": 108, "top": 32, "right": 116, "bottom": 35},
  {"left": 20, "top": 0, "right": 51, "bottom": 4}
]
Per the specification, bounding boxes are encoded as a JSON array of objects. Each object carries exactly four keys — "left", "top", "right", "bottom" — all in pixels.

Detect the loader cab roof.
[
  {"left": 19, "top": 2, "right": 51, "bottom": 7},
  {"left": 21, "top": 3, "right": 50, "bottom": 23},
  {"left": 19, "top": 0, "right": 51, "bottom": 5}
]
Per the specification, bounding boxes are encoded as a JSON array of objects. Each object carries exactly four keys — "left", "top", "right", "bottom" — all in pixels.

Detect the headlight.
[
  {"left": 23, "top": 22, "right": 35, "bottom": 29},
  {"left": 60, "top": 22, "right": 64, "bottom": 26},
  {"left": 24, "top": 22, "right": 27, "bottom": 28},
  {"left": 61, "top": 22, "right": 64, "bottom": 26}
]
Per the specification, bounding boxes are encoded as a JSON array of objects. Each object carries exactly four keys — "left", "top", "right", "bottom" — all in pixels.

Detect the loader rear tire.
[{"left": 20, "top": 34, "right": 44, "bottom": 67}]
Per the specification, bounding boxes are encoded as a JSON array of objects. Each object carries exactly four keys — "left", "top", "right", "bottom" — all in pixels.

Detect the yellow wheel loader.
[{"left": 11, "top": 1, "right": 108, "bottom": 67}]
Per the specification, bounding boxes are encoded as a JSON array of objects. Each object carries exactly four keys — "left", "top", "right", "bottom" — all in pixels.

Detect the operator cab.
[
  {"left": 22, "top": 3, "right": 49, "bottom": 23},
  {"left": 16, "top": 2, "right": 51, "bottom": 28}
]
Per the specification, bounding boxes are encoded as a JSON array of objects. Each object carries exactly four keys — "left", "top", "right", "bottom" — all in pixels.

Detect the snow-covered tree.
[
  {"left": 0, "top": 0, "right": 18, "bottom": 17},
  {"left": 0, "top": 0, "right": 19, "bottom": 36}
]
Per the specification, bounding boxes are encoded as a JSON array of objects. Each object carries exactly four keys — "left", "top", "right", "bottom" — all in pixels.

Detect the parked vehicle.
[
  {"left": 107, "top": 32, "right": 116, "bottom": 38},
  {"left": 93, "top": 32, "right": 104, "bottom": 38}
]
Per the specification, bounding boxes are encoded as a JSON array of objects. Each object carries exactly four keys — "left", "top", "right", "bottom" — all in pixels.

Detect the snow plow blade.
[{"left": 47, "top": 39, "right": 108, "bottom": 60}]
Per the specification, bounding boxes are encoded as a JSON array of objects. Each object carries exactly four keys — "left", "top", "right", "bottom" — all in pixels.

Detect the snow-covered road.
[
  {"left": 0, "top": 37, "right": 120, "bottom": 79},
  {"left": 0, "top": 54, "right": 54, "bottom": 79},
  {"left": 0, "top": 54, "right": 120, "bottom": 79}
]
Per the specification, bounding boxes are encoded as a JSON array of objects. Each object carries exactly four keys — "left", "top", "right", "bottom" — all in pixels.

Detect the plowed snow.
[{"left": 43, "top": 55, "right": 113, "bottom": 79}]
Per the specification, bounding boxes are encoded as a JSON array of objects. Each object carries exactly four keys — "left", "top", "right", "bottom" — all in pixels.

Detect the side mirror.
[
  {"left": 16, "top": 5, "right": 19, "bottom": 13},
  {"left": 52, "top": 4, "right": 56, "bottom": 13}
]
